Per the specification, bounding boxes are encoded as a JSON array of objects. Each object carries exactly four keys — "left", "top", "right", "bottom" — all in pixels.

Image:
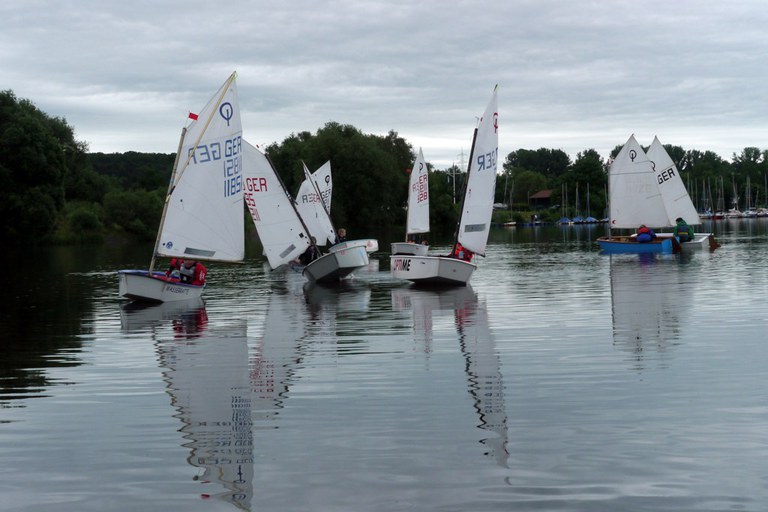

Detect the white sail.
[
  {"left": 242, "top": 140, "right": 311, "bottom": 268},
  {"left": 407, "top": 148, "right": 430, "bottom": 236},
  {"left": 157, "top": 72, "right": 244, "bottom": 261},
  {"left": 646, "top": 136, "right": 701, "bottom": 226},
  {"left": 312, "top": 161, "right": 333, "bottom": 212},
  {"left": 609, "top": 134, "right": 669, "bottom": 229},
  {"left": 296, "top": 162, "right": 336, "bottom": 246},
  {"left": 458, "top": 86, "right": 498, "bottom": 256}
]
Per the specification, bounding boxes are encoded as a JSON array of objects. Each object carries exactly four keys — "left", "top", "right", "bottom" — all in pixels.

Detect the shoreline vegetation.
[{"left": 3, "top": 89, "right": 768, "bottom": 245}]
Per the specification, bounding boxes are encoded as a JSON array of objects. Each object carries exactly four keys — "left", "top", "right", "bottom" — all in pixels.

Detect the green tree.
[
  {"left": 0, "top": 91, "right": 66, "bottom": 238},
  {"left": 504, "top": 148, "right": 571, "bottom": 180},
  {"left": 663, "top": 144, "right": 687, "bottom": 171},
  {"left": 103, "top": 189, "right": 164, "bottom": 240},
  {"left": 0, "top": 90, "right": 102, "bottom": 241},
  {"left": 511, "top": 170, "right": 548, "bottom": 204},
  {"left": 89, "top": 151, "right": 175, "bottom": 191},
  {"left": 266, "top": 122, "right": 411, "bottom": 237},
  {"left": 568, "top": 149, "right": 607, "bottom": 218},
  {"left": 429, "top": 167, "right": 462, "bottom": 234},
  {"left": 731, "top": 147, "right": 766, "bottom": 207}
]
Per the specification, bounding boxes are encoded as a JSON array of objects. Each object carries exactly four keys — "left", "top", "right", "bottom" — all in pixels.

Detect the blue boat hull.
[{"left": 596, "top": 236, "right": 676, "bottom": 254}]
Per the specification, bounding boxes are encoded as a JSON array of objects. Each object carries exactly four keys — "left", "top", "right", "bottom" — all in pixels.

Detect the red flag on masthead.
[{"left": 188, "top": 112, "right": 199, "bottom": 121}]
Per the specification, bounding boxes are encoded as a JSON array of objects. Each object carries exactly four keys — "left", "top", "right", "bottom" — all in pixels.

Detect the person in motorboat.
[
  {"left": 297, "top": 237, "right": 322, "bottom": 265},
  {"left": 636, "top": 225, "right": 656, "bottom": 243},
  {"left": 166, "top": 258, "right": 207, "bottom": 285},
  {"left": 673, "top": 217, "right": 694, "bottom": 242}
]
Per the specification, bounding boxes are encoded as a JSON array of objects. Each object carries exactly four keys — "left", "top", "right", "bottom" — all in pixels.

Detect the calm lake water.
[{"left": 2, "top": 220, "right": 768, "bottom": 511}]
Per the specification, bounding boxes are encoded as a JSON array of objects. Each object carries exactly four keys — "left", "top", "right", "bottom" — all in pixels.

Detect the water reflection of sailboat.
[
  {"left": 157, "top": 321, "right": 253, "bottom": 510},
  {"left": 119, "top": 298, "right": 208, "bottom": 335},
  {"left": 392, "top": 286, "right": 476, "bottom": 353},
  {"left": 251, "top": 287, "right": 309, "bottom": 421},
  {"left": 610, "top": 254, "right": 689, "bottom": 364},
  {"left": 303, "top": 281, "right": 371, "bottom": 312},
  {"left": 391, "top": 287, "right": 509, "bottom": 467},
  {"left": 301, "top": 281, "right": 373, "bottom": 351}
]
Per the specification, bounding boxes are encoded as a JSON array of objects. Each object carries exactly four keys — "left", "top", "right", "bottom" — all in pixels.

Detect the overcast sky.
[{"left": 2, "top": 0, "right": 767, "bottom": 168}]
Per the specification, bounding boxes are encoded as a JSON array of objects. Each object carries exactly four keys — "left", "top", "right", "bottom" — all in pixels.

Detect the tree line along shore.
[{"left": 3, "top": 89, "right": 766, "bottom": 244}]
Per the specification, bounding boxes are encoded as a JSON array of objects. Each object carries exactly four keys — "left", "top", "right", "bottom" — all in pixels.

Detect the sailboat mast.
[
  {"left": 149, "top": 127, "right": 187, "bottom": 273},
  {"left": 606, "top": 160, "right": 612, "bottom": 237},
  {"left": 404, "top": 163, "right": 412, "bottom": 242},
  {"left": 451, "top": 127, "right": 479, "bottom": 255}
]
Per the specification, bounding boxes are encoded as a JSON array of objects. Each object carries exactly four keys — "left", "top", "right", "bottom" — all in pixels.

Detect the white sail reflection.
[
  {"left": 610, "top": 254, "right": 690, "bottom": 368},
  {"left": 156, "top": 319, "right": 253, "bottom": 510},
  {"left": 391, "top": 287, "right": 509, "bottom": 467},
  {"left": 251, "top": 286, "right": 309, "bottom": 422}
]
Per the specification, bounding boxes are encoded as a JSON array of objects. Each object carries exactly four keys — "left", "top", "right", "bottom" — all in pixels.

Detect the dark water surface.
[{"left": 2, "top": 220, "right": 768, "bottom": 511}]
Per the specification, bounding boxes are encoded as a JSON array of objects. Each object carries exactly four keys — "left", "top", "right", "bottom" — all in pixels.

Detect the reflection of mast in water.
[
  {"left": 610, "top": 254, "right": 688, "bottom": 369},
  {"left": 455, "top": 296, "right": 509, "bottom": 468},
  {"left": 157, "top": 320, "right": 253, "bottom": 511},
  {"left": 392, "top": 287, "right": 509, "bottom": 467},
  {"left": 390, "top": 287, "right": 435, "bottom": 353}
]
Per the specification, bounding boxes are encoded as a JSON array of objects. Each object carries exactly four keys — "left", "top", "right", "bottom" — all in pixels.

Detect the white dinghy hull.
[
  {"left": 390, "top": 242, "right": 429, "bottom": 256},
  {"left": 304, "top": 243, "right": 369, "bottom": 283},
  {"left": 329, "top": 238, "right": 379, "bottom": 254},
  {"left": 118, "top": 270, "right": 204, "bottom": 303},
  {"left": 390, "top": 255, "right": 476, "bottom": 286},
  {"left": 655, "top": 232, "right": 720, "bottom": 251}
]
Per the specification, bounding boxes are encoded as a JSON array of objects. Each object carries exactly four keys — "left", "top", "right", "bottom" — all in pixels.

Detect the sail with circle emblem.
[
  {"left": 295, "top": 161, "right": 337, "bottom": 247},
  {"left": 608, "top": 134, "right": 669, "bottom": 229},
  {"left": 156, "top": 72, "right": 244, "bottom": 262},
  {"left": 295, "top": 161, "right": 334, "bottom": 246}
]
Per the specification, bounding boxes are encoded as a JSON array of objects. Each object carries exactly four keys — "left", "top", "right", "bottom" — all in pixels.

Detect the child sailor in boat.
[
  {"left": 673, "top": 217, "right": 694, "bottom": 242},
  {"left": 165, "top": 258, "right": 207, "bottom": 285},
  {"left": 636, "top": 225, "right": 656, "bottom": 243},
  {"left": 335, "top": 228, "right": 348, "bottom": 245},
  {"left": 452, "top": 242, "right": 474, "bottom": 261},
  {"left": 297, "top": 237, "right": 321, "bottom": 265}
]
